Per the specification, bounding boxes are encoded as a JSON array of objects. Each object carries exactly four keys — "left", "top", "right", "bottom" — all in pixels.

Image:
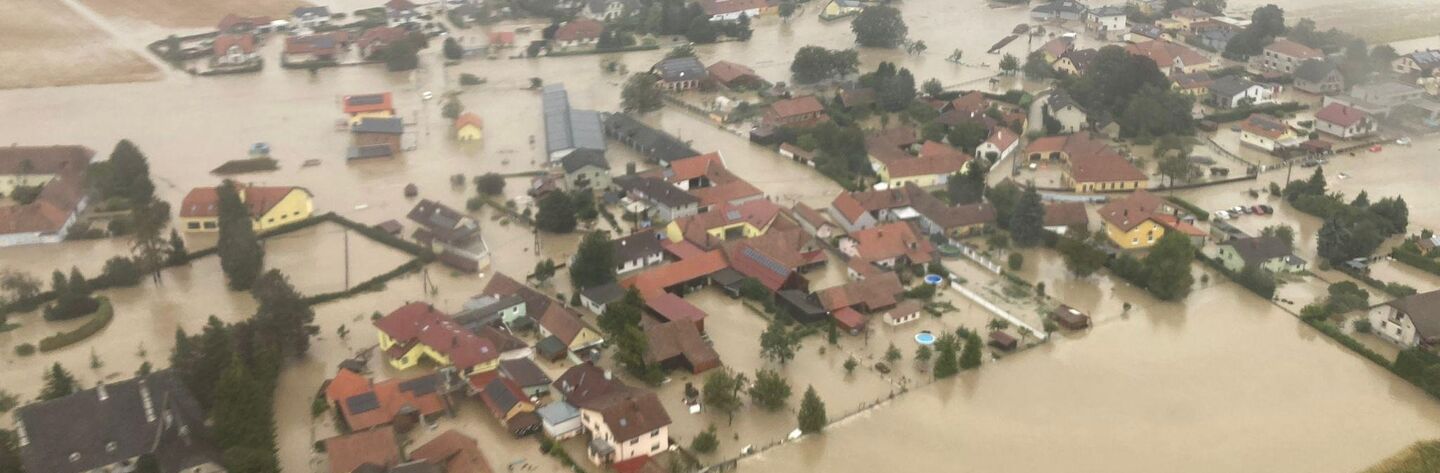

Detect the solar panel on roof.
[
  {"left": 399, "top": 376, "right": 438, "bottom": 395},
  {"left": 345, "top": 392, "right": 381, "bottom": 414},
  {"left": 743, "top": 246, "right": 789, "bottom": 276}
]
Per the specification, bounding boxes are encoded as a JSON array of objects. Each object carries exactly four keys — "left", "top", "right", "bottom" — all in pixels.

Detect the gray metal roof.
[
  {"left": 1294, "top": 60, "right": 1337, "bottom": 83},
  {"left": 1209, "top": 75, "right": 1261, "bottom": 98},
  {"left": 538, "top": 401, "right": 581, "bottom": 424},
  {"left": 652, "top": 57, "right": 708, "bottom": 83},
  {"left": 543, "top": 84, "right": 605, "bottom": 161}
]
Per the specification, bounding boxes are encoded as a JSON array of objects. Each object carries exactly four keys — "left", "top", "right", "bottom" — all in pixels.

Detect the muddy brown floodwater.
[{"left": 5, "top": 0, "right": 1440, "bottom": 471}]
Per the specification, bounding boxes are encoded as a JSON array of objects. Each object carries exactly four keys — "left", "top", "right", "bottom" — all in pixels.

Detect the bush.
[
  {"left": 460, "top": 73, "right": 485, "bottom": 85},
  {"left": 904, "top": 283, "right": 936, "bottom": 300},
  {"left": 9, "top": 185, "right": 42, "bottom": 204},
  {"left": 1007, "top": 253, "right": 1024, "bottom": 270},
  {"left": 690, "top": 426, "right": 719, "bottom": 454},
  {"left": 1353, "top": 319, "right": 1372, "bottom": 334},
  {"left": 1392, "top": 247, "right": 1440, "bottom": 276},
  {"left": 466, "top": 196, "right": 483, "bottom": 211},
  {"left": 39, "top": 298, "right": 114, "bottom": 352},
  {"left": 99, "top": 257, "right": 142, "bottom": 287},
  {"left": 14, "top": 343, "right": 35, "bottom": 356},
  {"left": 1164, "top": 196, "right": 1210, "bottom": 221}
]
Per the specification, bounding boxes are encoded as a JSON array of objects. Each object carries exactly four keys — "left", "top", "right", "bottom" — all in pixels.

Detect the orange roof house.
[
  {"left": 178, "top": 183, "right": 314, "bottom": 232},
  {"left": 455, "top": 112, "right": 485, "bottom": 141},
  {"left": 409, "top": 430, "right": 495, "bottom": 473},
  {"left": 343, "top": 92, "right": 395, "bottom": 116},
  {"left": 323, "top": 368, "right": 449, "bottom": 432},
  {"left": 840, "top": 221, "right": 936, "bottom": 272},
  {"left": 762, "top": 95, "right": 828, "bottom": 128},
  {"left": 554, "top": 19, "right": 604, "bottom": 44},
  {"left": 817, "top": 271, "right": 904, "bottom": 312},
  {"left": 324, "top": 426, "right": 402, "bottom": 473},
  {"left": 374, "top": 302, "right": 500, "bottom": 374},
  {"left": 622, "top": 250, "right": 729, "bottom": 297}
]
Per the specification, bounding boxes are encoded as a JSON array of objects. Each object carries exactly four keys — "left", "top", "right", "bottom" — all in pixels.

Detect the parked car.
[
  {"left": 1214, "top": 210, "right": 1230, "bottom": 220},
  {"left": 1397, "top": 137, "right": 1412, "bottom": 146},
  {"left": 1259, "top": 204, "right": 1274, "bottom": 213},
  {"left": 1232, "top": 206, "right": 1248, "bottom": 215},
  {"left": 1251, "top": 205, "right": 1265, "bottom": 215}
]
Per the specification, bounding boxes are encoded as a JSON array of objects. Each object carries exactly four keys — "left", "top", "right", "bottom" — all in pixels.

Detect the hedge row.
[
  {"left": 303, "top": 257, "right": 431, "bottom": 306},
  {"left": 38, "top": 298, "right": 114, "bottom": 352},
  {"left": 1164, "top": 196, "right": 1210, "bottom": 221},
  {"left": 1336, "top": 264, "right": 1417, "bottom": 298},
  {"left": 1197, "top": 254, "right": 1275, "bottom": 299},
  {"left": 1300, "top": 316, "right": 1393, "bottom": 368},
  {"left": 1391, "top": 248, "right": 1440, "bottom": 276},
  {"left": 1202, "top": 102, "right": 1307, "bottom": 123}
]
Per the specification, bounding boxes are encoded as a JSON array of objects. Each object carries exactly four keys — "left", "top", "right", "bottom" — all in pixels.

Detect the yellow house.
[
  {"left": 537, "top": 304, "right": 605, "bottom": 352},
  {"left": 873, "top": 141, "right": 969, "bottom": 189},
  {"left": 1097, "top": 190, "right": 1172, "bottom": 249},
  {"left": 178, "top": 184, "right": 314, "bottom": 233},
  {"left": 1063, "top": 153, "right": 1149, "bottom": 194},
  {"left": 664, "top": 199, "right": 781, "bottom": 247},
  {"left": 374, "top": 302, "right": 500, "bottom": 375},
  {"left": 455, "top": 112, "right": 484, "bottom": 141},
  {"left": 820, "top": 0, "right": 864, "bottom": 19}
]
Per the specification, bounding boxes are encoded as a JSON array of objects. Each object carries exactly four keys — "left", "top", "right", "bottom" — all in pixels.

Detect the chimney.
[{"left": 96, "top": 382, "right": 108, "bottom": 402}]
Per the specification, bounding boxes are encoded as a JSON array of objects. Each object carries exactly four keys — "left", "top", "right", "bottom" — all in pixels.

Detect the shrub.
[
  {"left": 14, "top": 343, "right": 35, "bottom": 356},
  {"left": 466, "top": 197, "right": 483, "bottom": 211},
  {"left": 1353, "top": 319, "right": 1372, "bottom": 334},
  {"left": 690, "top": 426, "right": 719, "bottom": 454},
  {"left": 460, "top": 73, "right": 485, "bottom": 85},
  {"left": 39, "top": 298, "right": 114, "bottom": 352},
  {"left": 99, "top": 257, "right": 142, "bottom": 287},
  {"left": 1164, "top": 196, "right": 1210, "bottom": 221},
  {"left": 1007, "top": 253, "right": 1024, "bottom": 270}
]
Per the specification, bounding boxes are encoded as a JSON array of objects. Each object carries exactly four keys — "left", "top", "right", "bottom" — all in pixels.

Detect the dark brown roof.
[
  {"left": 500, "top": 358, "right": 552, "bottom": 388},
  {"left": 325, "top": 427, "right": 401, "bottom": 473},
  {"left": 552, "top": 363, "right": 619, "bottom": 405},
  {"left": 582, "top": 389, "right": 672, "bottom": 443},
  {"left": 818, "top": 272, "right": 904, "bottom": 312},
  {"left": 768, "top": 96, "right": 825, "bottom": 119},
  {"left": 1097, "top": 190, "right": 1167, "bottom": 231},
  {"left": 554, "top": 19, "right": 604, "bottom": 42},
  {"left": 408, "top": 430, "right": 494, "bottom": 473},
  {"left": 644, "top": 320, "right": 721, "bottom": 372},
  {"left": 1388, "top": 290, "right": 1440, "bottom": 342}
]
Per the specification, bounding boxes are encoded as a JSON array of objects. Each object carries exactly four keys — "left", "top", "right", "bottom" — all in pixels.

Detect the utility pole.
[{"left": 343, "top": 228, "right": 351, "bottom": 290}]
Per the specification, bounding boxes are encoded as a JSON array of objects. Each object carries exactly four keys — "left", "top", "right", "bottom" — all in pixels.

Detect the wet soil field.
[{"left": 0, "top": 0, "right": 161, "bottom": 89}]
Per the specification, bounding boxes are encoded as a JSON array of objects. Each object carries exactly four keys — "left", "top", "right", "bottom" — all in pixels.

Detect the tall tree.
[
  {"left": 250, "top": 270, "right": 317, "bottom": 357},
  {"left": 211, "top": 359, "right": 276, "bottom": 470},
  {"left": 216, "top": 181, "right": 264, "bottom": 291},
  {"left": 791, "top": 46, "right": 859, "bottom": 84},
  {"left": 535, "top": 191, "right": 578, "bottom": 233},
  {"left": 850, "top": 6, "right": 907, "bottom": 48},
  {"left": 947, "top": 162, "right": 988, "bottom": 205},
  {"left": 959, "top": 331, "right": 982, "bottom": 369},
  {"left": 38, "top": 363, "right": 78, "bottom": 401},
  {"left": 107, "top": 140, "right": 156, "bottom": 204},
  {"left": 1057, "top": 236, "right": 1107, "bottom": 277},
  {"left": 570, "top": 231, "right": 617, "bottom": 290},
  {"left": 759, "top": 318, "right": 801, "bottom": 365},
  {"left": 443, "top": 37, "right": 464, "bottom": 60},
  {"left": 1142, "top": 231, "right": 1195, "bottom": 300},
  {"left": 748, "top": 368, "right": 793, "bottom": 411},
  {"left": 933, "top": 333, "right": 960, "bottom": 378},
  {"left": 703, "top": 369, "right": 745, "bottom": 424},
  {"left": 167, "top": 229, "right": 188, "bottom": 265},
  {"left": 130, "top": 199, "right": 172, "bottom": 284},
  {"left": 1022, "top": 50, "right": 1054, "bottom": 79},
  {"left": 999, "top": 53, "right": 1020, "bottom": 75},
  {"left": 0, "top": 429, "right": 23, "bottom": 473},
  {"left": 1008, "top": 185, "right": 1046, "bottom": 247},
  {"left": 797, "top": 386, "right": 828, "bottom": 433},
  {"left": 622, "top": 73, "right": 664, "bottom": 113}
]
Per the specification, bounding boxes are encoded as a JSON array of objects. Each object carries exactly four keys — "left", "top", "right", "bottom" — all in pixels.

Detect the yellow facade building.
[{"left": 178, "top": 184, "right": 314, "bottom": 232}]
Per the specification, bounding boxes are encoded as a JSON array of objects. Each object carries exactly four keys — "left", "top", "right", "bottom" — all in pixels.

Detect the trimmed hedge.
[
  {"left": 304, "top": 257, "right": 430, "bottom": 305},
  {"left": 1197, "top": 254, "right": 1275, "bottom": 299},
  {"left": 39, "top": 298, "right": 114, "bottom": 352},
  {"left": 1202, "top": 102, "right": 1307, "bottom": 123},
  {"left": 1392, "top": 248, "right": 1440, "bottom": 276},
  {"left": 1300, "top": 316, "right": 1391, "bottom": 367},
  {"left": 1165, "top": 196, "right": 1210, "bottom": 221}
]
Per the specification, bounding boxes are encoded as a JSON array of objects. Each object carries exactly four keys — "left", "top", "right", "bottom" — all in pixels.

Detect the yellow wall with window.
[{"left": 1105, "top": 219, "right": 1165, "bottom": 249}]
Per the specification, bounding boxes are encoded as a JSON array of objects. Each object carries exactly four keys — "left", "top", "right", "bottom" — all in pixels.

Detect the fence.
[
  {"left": 948, "top": 280, "right": 1048, "bottom": 340},
  {"left": 947, "top": 241, "right": 1002, "bottom": 274}
]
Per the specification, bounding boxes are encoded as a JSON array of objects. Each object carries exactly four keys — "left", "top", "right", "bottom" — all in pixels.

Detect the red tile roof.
[
  {"left": 1151, "top": 214, "right": 1205, "bottom": 236},
  {"left": 1315, "top": 103, "right": 1369, "bottom": 128},
  {"left": 1265, "top": 38, "right": 1322, "bottom": 59},
  {"left": 324, "top": 369, "right": 448, "bottom": 431},
  {"left": 767, "top": 95, "right": 825, "bottom": 120},
  {"left": 817, "top": 272, "right": 904, "bottom": 312},
  {"left": 846, "top": 221, "right": 935, "bottom": 265},
  {"left": 488, "top": 31, "right": 515, "bottom": 45},
  {"left": 1068, "top": 151, "right": 1146, "bottom": 184},
  {"left": 1125, "top": 40, "right": 1210, "bottom": 69},
  {"left": 669, "top": 199, "right": 784, "bottom": 248},
  {"left": 357, "top": 26, "right": 407, "bottom": 51},
  {"left": 213, "top": 33, "right": 256, "bottom": 56},
  {"left": 374, "top": 302, "right": 498, "bottom": 370},
  {"left": 664, "top": 152, "right": 725, "bottom": 183},
  {"left": 1043, "top": 201, "right": 1090, "bottom": 228},
  {"left": 178, "top": 184, "right": 308, "bottom": 219},
  {"left": 644, "top": 320, "right": 721, "bottom": 373},
  {"left": 707, "top": 60, "right": 759, "bottom": 85},
  {"left": 325, "top": 427, "right": 401, "bottom": 473},
  {"left": 0, "top": 146, "right": 91, "bottom": 236},
  {"left": 454, "top": 112, "right": 485, "bottom": 131},
  {"left": 645, "top": 292, "right": 708, "bottom": 324},
  {"left": 831, "top": 306, "right": 866, "bottom": 331},
  {"left": 950, "top": 91, "right": 991, "bottom": 115},
  {"left": 409, "top": 430, "right": 494, "bottom": 473},
  {"left": 1240, "top": 113, "right": 1290, "bottom": 139},
  {"left": 554, "top": 19, "right": 604, "bottom": 42},
  {"left": 1097, "top": 190, "right": 1168, "bottom": 231},
  {"left": 622, "top": 250, "right": 729, "bottom": 297},
  {"left": 983, "top": 128, "right": 1019, "bottom": 153}
]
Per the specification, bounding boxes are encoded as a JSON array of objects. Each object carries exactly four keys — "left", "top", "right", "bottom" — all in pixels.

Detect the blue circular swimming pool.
[
  {"left": 915, "top": 331, "right": 936, "bottom": 345},
  {"left": 923, "top": 274, "right": 944, "bottom": 285}
]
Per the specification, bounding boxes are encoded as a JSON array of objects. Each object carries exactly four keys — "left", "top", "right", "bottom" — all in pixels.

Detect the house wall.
[
  {"left": 257, "top": 190, "right": 315, "bottom": 231},
  {"left": 543, "top": 415, "right": 583, "bottom": 439},
  {"left": 580, "top": 409, "right": 670, "bottom": 465},
  {"left": 1068, "top": 176, "right": 1146, "bottom": 193},
  {"left": 349, "top": 110, "right": 394, "bottom": 125},
  {"left": 1316, "top": 119, "right": 1375, "bottom": 138},
  {"left": 1295, "top": 73, "right": 1343, "bottom": 95},
  {"left": 568, "top": 327, "right": 604, "bottom": 351},
  {"left": 1369, "top": 305, "right": 1420, "bottom": 347},
  {"left": 1215, "top": 245, "right": 1246, "bottom": 272},
  {"left": 457, "top": 125, "right": 483, "bottom": 141},
  {"left": 1104, "top": 220, "right": 1165, "bottom": 249},
  {"left": 1054, "top": 107, "right": 1087, "bottom": 133}
]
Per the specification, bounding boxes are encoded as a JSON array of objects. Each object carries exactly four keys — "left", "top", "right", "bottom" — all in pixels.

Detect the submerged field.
[{"left": 0, "top": 0, "right": 160, "bottom": 90}]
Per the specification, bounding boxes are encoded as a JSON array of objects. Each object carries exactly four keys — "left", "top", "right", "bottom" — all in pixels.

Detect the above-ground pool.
[
  {"left": 915, "top": 331, "right": 936, "bottom": 345},
  {"left": 924, "top": 274, "right": 944, "bottom": 285}
]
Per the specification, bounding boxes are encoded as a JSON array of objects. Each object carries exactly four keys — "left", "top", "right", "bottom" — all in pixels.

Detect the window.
[
  {"left": 187, "top": 222, "right": 200, "bottom": 229},
  {"left": 629, "top": 438, "right": 638, "bottom": 445},
  {"left": 203, "top": 221, "right": 217, "bottom": 229}
]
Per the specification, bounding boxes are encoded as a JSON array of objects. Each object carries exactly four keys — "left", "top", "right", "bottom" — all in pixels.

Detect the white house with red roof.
[
  {"left": 0, "top": 146, "right": 92, "bottom": 247},
  {"left": 212, "top": 33, "right": 257, "bottom": 66},
  {"left": 975, "top": 128, "right": 1020, "bottom": 161},
  {"left": 699, "top": 0, "right": 775, "bottom": 21},
  {"left": 1314, "top": 103, "right": 1377, "bottom": 138},
  {"left": 554, "top": 19, "right": 605, "bottom": 48}
]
